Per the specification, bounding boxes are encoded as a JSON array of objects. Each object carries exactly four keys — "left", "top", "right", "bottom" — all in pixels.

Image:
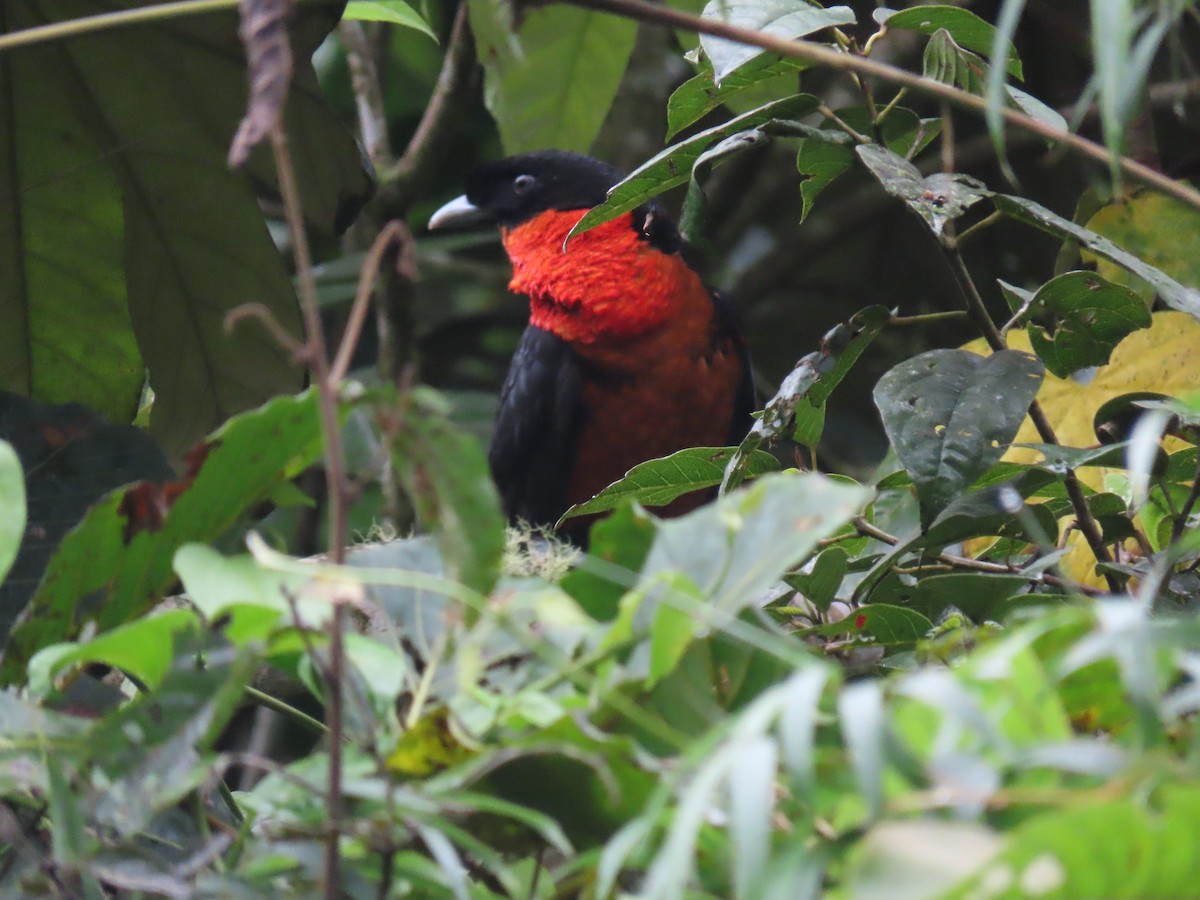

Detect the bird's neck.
[{"left": 501, "top": 210, "right": 710, "bottom": 347}]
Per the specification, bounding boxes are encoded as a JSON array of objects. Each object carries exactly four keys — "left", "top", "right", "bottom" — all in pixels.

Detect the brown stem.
[
  {"left": 941, "top": 246, "right": 1120, "bottom": 591},
  {"left": 848, "top": 517, "right": 1106, "bottom": 595},
  {"left": 329, "top": 221, "right": 412, "bottom": 383},
  {"left": 268, "top": 125, "right": 350, "bottom": 899},
  {"left": 376, "top": 2, "right": 475, "bottom": 215},
  {"left": 545, "top": 0, "right": 1200, "bottom": 213},
  {"left": 340, "top": 18, "right": 393, "bottom": 169}
]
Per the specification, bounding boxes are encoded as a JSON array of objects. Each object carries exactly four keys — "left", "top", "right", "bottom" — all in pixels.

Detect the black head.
[
  {"left": 429, "top": 151, "right": 625, "bottom": 230},
  {"left": 428, "top": 150, "right": 682, "bottom": 253}
]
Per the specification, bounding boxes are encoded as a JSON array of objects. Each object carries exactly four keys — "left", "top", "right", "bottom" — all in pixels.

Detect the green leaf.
[
  {"left": 466, "top": 0, "right": 637, "bottom": 153},
  {"left": 872, "top": 573, "right": 1031, "bottom": 623},
  {"left": 378, "top": 387, "right": 505, "bottom": 598},
  {"left": 27, "top": 608, "right": 198, "bottom": 697},
  {"left": 785, "top": 546, "right": 849, "bottom": 612},
  {"left": 879, "top": 5, "right": 1022, "bottom": 77},
  {"left": 570, "top": 94, "right": 820, "bottom": 238},
  {"left": 922, "top": 28, "right": 987, "bottom": 93},
  {"left": 641, "top": 472, "right": 871, "bottom": 615},
  {"left": 795, "top": 107, "right": 940, "bottom": 222},
  {"left": 1083, "top": 191, "right": 1200, "bottom": 301},
  {"left": 874, "top": 349, "right": 1045, "bottom": 526},
  {"left": 0, "top": 390, "right": 326, "bottom": 685},
  {"left": 561, "top": 505, "right": 661, "bottom": 621},
  {"left": 561, "top": 447, "right": 779, "bottom": 522},
  {"left": 699, "top": 1, "right": 856, "bottom": 83},
  {"left": 805, "top": 603, "right": 933, "bottom": 644},
  {"left": 946, "top": 791, "right": 1200, "bottom": 899},
  {"left": 792, "top": 305, "right": 891, "bottom": 446},
  {"left": 0, "top": 440, "right": 23, "bottom": 586},
  {"left": 857, "top": 144, "right": 993, "bottom": 235},
  {"left": 993, "top": 194, "right": 1200, "bottom": 320},
  {"left": 1019, "top": 271, "right": 1152, "bottom": 377},
  {"left": 173, "top": 544, "right": 329, "bottom": 642},
  {"left": 343, "top": 0, "right": 437, "bottom": 40},
  {"left": 666, "top": 56, "right": 808, "bottom": 141},
  {"left": 0, "top": 3, "right": 371, "bottom": 457}
]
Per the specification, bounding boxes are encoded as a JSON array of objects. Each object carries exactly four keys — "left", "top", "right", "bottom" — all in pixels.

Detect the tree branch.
[{"left": 542, "top": 0, "right": 1200, "bottom": 213}]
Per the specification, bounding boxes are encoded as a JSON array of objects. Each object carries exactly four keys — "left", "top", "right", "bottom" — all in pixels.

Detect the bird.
[{"left": 428, "top": 150, "right": 754, "bottom": 543}]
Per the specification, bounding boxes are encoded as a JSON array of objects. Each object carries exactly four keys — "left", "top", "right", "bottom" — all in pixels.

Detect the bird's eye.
[{"left": 513, "top": 174, "right": 537, "bottom": 195}]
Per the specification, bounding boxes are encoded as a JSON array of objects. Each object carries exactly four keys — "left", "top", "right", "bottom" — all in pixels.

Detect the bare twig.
[
  {"left": 340, "top": 18, "right": 393, "bottom": 169},
  {"left": 329, "top": 221, "right": 414, "bottom": 383},
  {"left": 377, "top": 2, "right": 475, "bottom": 214},
  {"left": 543, "top": 0, "right": 1200, "bottom": 213},
  {"left": 940, "top": 248, "right": 1120, "bottom": 591}
]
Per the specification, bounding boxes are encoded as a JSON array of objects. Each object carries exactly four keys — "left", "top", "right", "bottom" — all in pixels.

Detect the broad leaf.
[
  {"left": 377, "top": 387, "right": 505, "bottom": 598},
  {"left": 1019, "top": 271, "right": 1151, "bottom": 377},
  {"left": 699, "top": 0, "right": 856, "bottom": 83},
  {"left": 993, "top": 194, "right": 1200, "bottom": 320},
  {"left": 561, "top": 447, "right": 779, "bottom": 521},
  {"left": 874, "top": 349, "right": 1044, "bottom": 526},
  {"left": 805, "top": 603, "right": 934, "bottom": 644},
  {"left": 857, "top": 144, "right": 992, "bottom": 235},
  {"left": 467, "top": 0, "right": 637, "bottom": 153},
  {"left": 570, "top": 94, "right": 820, "bottom": 238},
  {"left": 877, "top": 5, "right": 1022, "bottom": 77},
  {"left": 0, "top": 390, "right": 325, "bottom": 684},
  {"left": 666, "top": 56, "right": 808, "bottom": 140},
  {"left": 1083, "top": 190, "right": 1200, "bottom": 302},
  {"left": 0, "top": 440, "right": 23, "bottom": 587},
  {"left": 343, "top": 0, "right": 437, "bottom": 39},
  {"left": 0, "top": 2, "right": 372, "bottom": 457}
]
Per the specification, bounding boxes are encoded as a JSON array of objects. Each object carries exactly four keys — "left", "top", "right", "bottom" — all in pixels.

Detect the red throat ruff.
[{"left": 501, "top": 210, "right": 703, "bottom": 345}]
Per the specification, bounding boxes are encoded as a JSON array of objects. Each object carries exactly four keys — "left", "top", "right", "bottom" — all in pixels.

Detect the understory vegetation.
[{"left": 1, "top": 0, "right": 1199, "bottom": 896}]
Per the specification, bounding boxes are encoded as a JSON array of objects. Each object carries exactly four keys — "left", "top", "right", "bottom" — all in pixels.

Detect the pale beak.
[{"left": 428, "top": 194, "right": 494, "bottom": 230}]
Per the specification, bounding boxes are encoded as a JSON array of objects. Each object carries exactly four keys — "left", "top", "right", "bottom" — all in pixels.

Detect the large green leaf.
[
  {"left": 559, "top": 446, "right": 779, "bottom": 522},
  {"left": 666, "top": 56, "right": 808, "bottom": 141},
  {"left": 1018, "top": 271, "right": 1151, "bottom": 377},
  {"left": 0, "top": 440, "right": 23, "bottom": 587},
  {"left": 698, "top": 0, "right": 855, "bottom": 83},
  {"left": 467, "top": 0, "right": 637, "bottom": 153},
  {"left": 874, "top": 349, "right": 1044, "bottom": 526},
  {"left": 0, "top": 2, "right": 372, "bottom": 457},
  {"left": 0, "top": 390, "right": 325, "bottom": 684},
  {"left": 377, "top": 387, "right": 505, "bottom": 598}
]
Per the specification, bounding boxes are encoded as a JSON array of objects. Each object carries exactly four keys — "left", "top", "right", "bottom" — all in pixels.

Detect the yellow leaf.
[
  {"left": 1083, "top": 190, "right": 1200, "bottom": 302},
  {"left": 386, "top": 707, "right": 474, "bottom": 777},
  {"left": 963, "top": 311, "right": 1200, "bottom": 584}
]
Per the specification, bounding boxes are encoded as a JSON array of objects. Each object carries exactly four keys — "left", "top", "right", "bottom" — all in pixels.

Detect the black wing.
[{"left": 488, "top": 325, "right": 587, "bottom": 527}]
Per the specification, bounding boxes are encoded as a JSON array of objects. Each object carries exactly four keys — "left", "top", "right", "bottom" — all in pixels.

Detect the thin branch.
[
  {"left": 941, "top": 247, "right": 1120, "bottom": 590},
  {"left": 376, "top": 2, "right": 475, "bottom": 214},
  {"left": 0, "top": 0, "right": 240, "bottom": 51},
  {"left": 329, "top": 221, "right": 413, "bottom": 383},
  {"left": 340, "top": 18, "right": 393, "bottom": 169},
  {"left": 546, "top": 0, "right": 1200, "bottom": 213}
]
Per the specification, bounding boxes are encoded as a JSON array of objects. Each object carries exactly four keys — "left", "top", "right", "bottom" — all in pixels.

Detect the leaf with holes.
[
  {"left": 699, "top": 0, "right": 856, "bottom": 83},
  {"left": 874, "top": 349, "right": 1044, "bottom": 527},
  {"left": 1019, "top": 271, "right": 1151, "bottom": 377},
  {"left": 857, "top": 145, "right": 992, "bottom": 235}
]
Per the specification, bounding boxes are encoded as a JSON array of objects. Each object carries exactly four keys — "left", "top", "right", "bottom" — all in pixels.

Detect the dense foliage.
[{"left": 2, "top": 0, "right": 1199, "bottom": 897}]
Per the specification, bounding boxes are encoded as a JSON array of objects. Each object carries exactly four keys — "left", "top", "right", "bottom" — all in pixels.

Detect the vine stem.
[
  {"left": 543, "top": 0, "right": 1200, "bottom": 214},
  {"left": 268, "top": 125, "right": 349, "bottom": 899}
]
